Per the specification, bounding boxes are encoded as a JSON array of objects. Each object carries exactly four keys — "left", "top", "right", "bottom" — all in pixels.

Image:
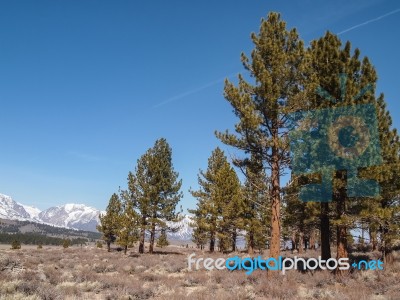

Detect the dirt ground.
[{"left": 0, "top": 244, "right": 399, "bottom": 299}]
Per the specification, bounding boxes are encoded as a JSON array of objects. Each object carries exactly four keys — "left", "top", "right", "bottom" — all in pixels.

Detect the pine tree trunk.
[
  {"left": 291, "top": 232, "right": 296, "bottom": 253},
  {"left": 335, "top": 171, "right": 348, "bottom": 275},
  {"left": 336, "top": 225, "right": 347, "bottom": 261},
  {"left": 209, "top": 232, "right": 215, "bottom": 253},
  {"left": 107, "top": 241, "right": 111, "bottom": 252},
  {"left": 232, "top": 230, "right": 237, "bottom": 252},
  {"left": 139, "top": 216, "right": 146, "bottom": 254},
  {"left": 320, "top": 202, "right": 331, "bottom": 260},
  {"left": 310, "top": 229, "right": 315, "bottom": 250},
  {"left": 248, "top": 231, "right": 254, "bottom": 255},
  {"left": 298, "top": 231, "right": 304, "bottom": 254},
  {"left": 270, "top": 136, "right": 281, "bottom": 259},
  {"left": 369, "top": 227, "right": 377, "bottom": 251},
  {"left": 124, "top": 245, "right": 127, "bottom": 255},
  {"left": 219, "top": 237, "right": 225, "bottom": 253},
  {"left": 149, "top": 222, "right": 156, "bottom": 254},
  {"left": 372, "top": 236, "right": 377, "bottom": 251},
  {"left": 361, "top": 222, "right": 365, "bottom": 246},
  {"left": 382, "top": 222, "right": 393, "bottom": 265}
]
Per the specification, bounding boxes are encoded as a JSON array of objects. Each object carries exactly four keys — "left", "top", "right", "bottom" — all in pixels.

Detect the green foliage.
[
  {"left": 215, "top": 12, "right": 308, "bottom": 258},
  {"left": 0, "top": 232, "right": 87, "bottom": 246},
  {"left": 128, "top": 138, "right": 182, "bottom": 254},
  {"left": 304, "top": 31, "right": 400, "bottom": 261},
  {"left": 62, "top": 239, "right": 71, "bottom": 248},
  {"left": 214, "top": 153, "right": 243, "bottom": 252},
  {"left": 11, "top": 239, "right": 21, "bottom": 250},
  {"left": 209, "top": 12, "right": 400, "bottom": 261},
  {"left": 116, "top": 191, "right": 140, "bottom": 254},
  {"left": 188, "top": 197, "right": 209, "bottom": 250},
  {"left": 0, "top": 219, "right": 101, "bottom": 240},
  {"left": 96, "top": 241, "right": 103, "bottom": 248},
  {"left": 282, "top": 177, "right": 320, "bottom": 252},
  {"left": 156, "top": 230, "right": 169, "bottom": 248},
  {"left": 97, "top": 193, "right": 122, "bottom": 251},
  {"left": 241, "top": 155, "right": 270, "bottom": 253},
  {"left": 189, "top": 148, "right": 242, "bottom": 252},
  {"left": 357, "top": 94, "right": 400, "bottom": 256}
]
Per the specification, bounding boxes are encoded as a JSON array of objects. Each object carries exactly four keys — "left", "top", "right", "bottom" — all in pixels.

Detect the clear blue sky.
[{"left": 0, "top": 0, "right": 399, "bottom": 211}]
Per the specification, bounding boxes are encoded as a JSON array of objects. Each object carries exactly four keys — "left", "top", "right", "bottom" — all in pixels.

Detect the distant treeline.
[
  {"left": 0, "top": 232, "right": 89, "bottom": 246},
  {"left": 0, "top": 219, "right": 101, "bottom": 240}
]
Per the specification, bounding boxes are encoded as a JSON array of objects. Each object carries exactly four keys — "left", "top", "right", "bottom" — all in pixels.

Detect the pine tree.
[
  {"left": 156, "top": 229, "right": 169, "bottom": 248},
  {"left": 358, "top": 94, "right": 400, "bottom": 263},
  {"left": 306, "top": 32, "right": 354, "bottom": 264},
  {"left": 128, "top": 138, "right": 182, "bottom": 254},
  {"left": 116, "top": 191, "right": 140, "bottom": 255},
  {"left": 240, "top": 154, "right": 270, "bottom": 254},
  {"left": 189, "top": 148, "right": 224, "bottom": 252},
  {"left": 306, "top": 31, "right": 398, "bottom": 269},
  {"left": 188, "top": 201, "right": 208, "bottom": 250},
  {"left": 282, "top": 177, "right": 320, "bottom": 253},
  {"left": 190, "top": 148, "right": 242, "bottom": 253},
  {"left": 97, "top": 193, "right": 122, "bottom": 252},
  {"left": 216, "top": 12, "right": 307, "bottom": 258},
  {"left": 215, "top": 158, "right": 243, "bottom": 252}
]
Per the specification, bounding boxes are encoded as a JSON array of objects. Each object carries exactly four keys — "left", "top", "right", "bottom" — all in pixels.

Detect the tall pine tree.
[
  {"left": 189, "top": 201, "right": 208, "bottom": 250},
  {"left": 97, "top": 193, "right": 122, "bottom": 252},
  {"left": 214, "top": 157, "right": 243, "bottom": 252},
  {"left": 189, "top": 148, "right": 242, "bottom": 253},
  {"left": 216, "top": 12, "right": 307, "bottom": 258},
  {"left": 128, "top": 138, "right": 182, "bottom": 254},
  {"left": 240, "top": 154, "right": 270, "bottom": 254},
  {"left": 305, "top": 31, "right": 400, "bottom": 270},
  {"left": 359, "top": 94, "right": 400, "bottom": 262},
  {"left": 116, "top": 190, "right": 140, "bottom": 255}
]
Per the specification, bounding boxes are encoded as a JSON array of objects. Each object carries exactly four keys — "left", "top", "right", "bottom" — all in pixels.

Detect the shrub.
[
  {"left": 63, "top": 239, "right": 71, "bottom": 249},
  {"left": 0, "top": 255, "right": 22, "bottom": 272},
  {"left": 11, "top": 240, "right": 21, "bottom": 250},
  {"left": 96, "top": 241, "right": 103, "bottom": 248}
]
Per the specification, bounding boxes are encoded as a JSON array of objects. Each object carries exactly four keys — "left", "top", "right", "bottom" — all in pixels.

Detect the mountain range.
[
  {"left": 0, "top": 193, "right": 104, "bottom": 231},
  {"left": 0, "top": 193, "right": 193, "bottom": 241}
]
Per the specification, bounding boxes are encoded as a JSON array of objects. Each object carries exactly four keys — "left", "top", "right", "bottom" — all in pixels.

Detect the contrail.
[
  {"left": 154, "top": 10, "right": 400, "bottom": 108},
  {"left": 337, "top": 8, "right": 400, "bottom": 35},
  {"left": 153, "top": 72, "right": 238, "bottom": 108}
]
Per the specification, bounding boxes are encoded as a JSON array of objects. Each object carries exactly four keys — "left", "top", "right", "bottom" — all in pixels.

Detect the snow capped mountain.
[
  {"left": 0, "top": 193, "right": 39, "bottom": 221},
  {"left": 20, "top": 204, "right": 41, "bottom": 221},
  {"left": 166, "top": 215, "right": 194, "bottom": 241},
  {"left": 0, "top": 193, "right": 103, "bottom": 232},
  {"left": 39, "top": 204, "right": 103, "bottom": 232},
  {"left": 0, "top": 193, "right": 194, "bottom": 240}
]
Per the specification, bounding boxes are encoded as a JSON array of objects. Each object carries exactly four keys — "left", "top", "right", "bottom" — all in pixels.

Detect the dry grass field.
[{"left": 0, "top": 245, "right": 399, "bottom": 300}]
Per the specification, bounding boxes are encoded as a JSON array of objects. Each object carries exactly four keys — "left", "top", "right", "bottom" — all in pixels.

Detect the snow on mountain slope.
[
  {"left": 0, "top": 193, "right": 33, "bottom": 221},
  {"left": 39, "top": 204, "right": 102, "bottom": 232},
  {"left": 0, "top": 193, "right": 102, "bottom": 231},
  {"left": 166, "top": 215, "right": 194, "bottom": 241},
  {"left": 20, "top": 204, "right": 41, "bottom": 220},
  {"left": 0, "top": 193, "right": 194, "bottom": 240}
]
